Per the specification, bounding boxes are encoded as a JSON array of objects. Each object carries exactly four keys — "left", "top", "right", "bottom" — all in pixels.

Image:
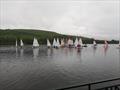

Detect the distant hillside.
[{"left": 0, "top": 29, "right": 118, "bottom": 45}]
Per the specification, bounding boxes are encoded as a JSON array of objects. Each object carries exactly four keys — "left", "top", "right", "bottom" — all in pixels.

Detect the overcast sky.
[{"left": 0, "top": 0, "right": 120, "bottom": 40}]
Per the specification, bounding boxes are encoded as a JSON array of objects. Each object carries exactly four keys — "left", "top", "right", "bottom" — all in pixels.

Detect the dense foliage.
[{"left": 0, "top": 29, "right": 119, "bottom": 45}]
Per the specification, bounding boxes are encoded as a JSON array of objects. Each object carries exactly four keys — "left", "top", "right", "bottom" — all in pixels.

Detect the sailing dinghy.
[
  {"left": 74, "top": 38, "right": 79, "bottom": 48},
  {"left": 47, "top": 39, "right": 51, "bottom": 48},
  {"left": 78, "top": 38, "right": 83, "bottom": 48},
  {"left": 60, "top": 39, "right": 65, "bottom": 47},
  {"left": 104, "top": 40, "right": 108, "bottom": 48},
  {"left": 68, "top": 38, "right": 74, "bottom": 48},
  {"left": 56, "top": 38, "right": 60, "bottom": 48},
  {"left": 93, "top": 40, "right": 97, "bottom": 47},
  {"left": 33, "top": 37, "right": 39, "bottom": 48},
  {"left": 53, "top": 38, "right": 57, "bottom": 48},
  {"left": 20, "top": 39, "right": 24, "bottom": 47}
]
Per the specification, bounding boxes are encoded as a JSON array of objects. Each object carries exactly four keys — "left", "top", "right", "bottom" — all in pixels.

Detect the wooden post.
[{"left": 88, "top": 84, "right": 91, "bottom": 90}]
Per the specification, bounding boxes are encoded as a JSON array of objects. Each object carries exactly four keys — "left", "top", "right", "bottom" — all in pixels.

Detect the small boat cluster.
[
  {"left": 48, "top": 38, "right": 120, "bottom": 49},
  {"left": 16, "top": 37, "right": 120, "bottom": 49},
  {"left": 48, "top": 38, "right": 87, "bottom": 48}
]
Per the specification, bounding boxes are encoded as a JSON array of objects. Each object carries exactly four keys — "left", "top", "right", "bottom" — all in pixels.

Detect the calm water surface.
[{"left": 0, "top": 45, "right": 120, "bottom": 90}]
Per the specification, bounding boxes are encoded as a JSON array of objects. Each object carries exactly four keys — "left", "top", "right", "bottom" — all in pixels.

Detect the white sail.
[
  {"left": 104, "top": 40, "right": 108, "bottom": 47},
  {"left": 16, "top": 40, "right": 17, "bottom": 47},
  {"left": 53, "top": 38, "right": 56, "bottom": 47},
  {"left": 33, "top": 38, "right": 39, "bottom": 47},
  {"left": 61, "top": 39, "right": 65, "bottom": 46},
  {"left": 74, "top": 38, "right": 79, "bottom": 47},
  {"left": 56, "top": 38, "right": 60, "bottom": 47},
  {"left": 93, "top": 40, "right": 97, "bottom": 45},
  {"left": 68, "top": 39, "right": 72, "bottom": 45},
  {"left": 67, "top": 38, "right": 74, "bottom": 47},
  {"left": 79, "top": 38, "right": 83, "bottom": 46},
  {"left": 20, "top": 39, "right": 24, "bottom": 47},
  {"left": 47, "top": 39, "right": 51, "bottom": 47},
  {"left": 105, "top": 40, "right": 108, "bottom": 45},
  {"left": 67, "top": 39, "right": 70, "bottom": 45}
]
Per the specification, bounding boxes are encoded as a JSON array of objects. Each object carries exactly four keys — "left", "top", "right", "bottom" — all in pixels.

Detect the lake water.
[{"left": 0, "top": 45, "right": 120, "bottom": 90}]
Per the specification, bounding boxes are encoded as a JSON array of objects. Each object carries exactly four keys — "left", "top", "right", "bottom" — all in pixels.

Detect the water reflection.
[
  {"left": 118, "top": 49, "right": 120, "bottom": 69},
  {"left": 20, "top": 48, "right": 24, "bottom": 57},
  {"left": 47, "top": 48, "right": 53, "bottom": 57},
  {"left": 93, "top": 46, "right": 97, "bottom": 56},
  {"left": 77, "top": 48, "right": 82, "bottom": 62},
  {"left": 15, "top": 47, "right": 18, "bottom": 57},
  {"left": 0, "top": 45, "right": 120, "bottom": 90},
  {"left": 33, "top": 48, "right": 39, "bottom": 59},
  {"left": 103, "top": 46, "right": 108, "bottom": 56},
  {"left": 64, "top": 47, "right": 69, "bottom": 56},
  {"left": 77, "top": 48, "right": 81, "bottom": 53}
]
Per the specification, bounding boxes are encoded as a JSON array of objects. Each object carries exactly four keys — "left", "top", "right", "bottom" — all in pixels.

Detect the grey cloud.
[{"left": 0, "top": 0, "right": 120, "bottom": 40}]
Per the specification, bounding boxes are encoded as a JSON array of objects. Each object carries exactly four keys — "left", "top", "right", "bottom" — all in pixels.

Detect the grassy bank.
[{"left": 0, "top": 29, "right": 118, "bottom": 45}]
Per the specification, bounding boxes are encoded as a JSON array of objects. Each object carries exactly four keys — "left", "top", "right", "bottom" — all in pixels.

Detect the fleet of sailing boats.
[{"left": 15, "top": 37, "right": 120, "bottom": 49}]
